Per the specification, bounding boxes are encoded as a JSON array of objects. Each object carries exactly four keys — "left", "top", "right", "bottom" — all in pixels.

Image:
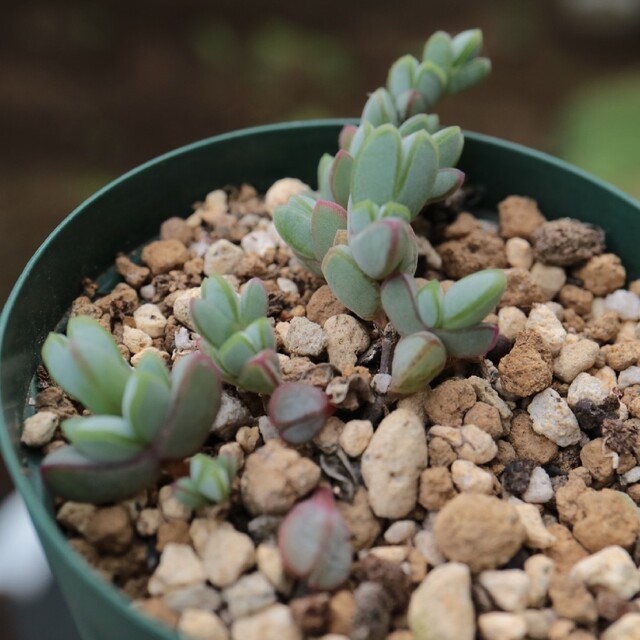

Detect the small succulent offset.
[
  {"left": 40, "top": 316, "right": 221, "bottom": 503},
  {"left": 172, "top": 453, "right": 236, "bottom": 509},
  {"left": 191, "top": 276, "right": 282, "bottom": 394}
]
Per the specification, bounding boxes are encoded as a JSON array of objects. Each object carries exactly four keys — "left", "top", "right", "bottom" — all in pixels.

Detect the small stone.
[
  {"left": 438, "top": 229, "right": 508, "bottom": 279},
  {"left": 514, "top": 503, "right": 557, "bottom": 549},
  {"left": 554, "top": 339, "right": 600, "bottom": 383},
  {"left": 414, "top": 528, "right": 447, "bottom": 567},
  {"left": 283, "top": 316, "right": 327, "bottom": 357},
  {"left": 204, "top": 239, "right": 244, "bottom": 276},
  {"left": 408, "top": 562, "right": 475, "bottom": 640},
  {"left": 498, "top": 196, "right": 546, "bottom": 240},
  {"left": 212, "top": 392, "right": 252, "bottom": 440},
  {"left": 222, "top": 572, "right": 276, "bottom": 620},
  {"left": 499, "top": 329, "right": 553, "bottom": 398},
  {"left": 499, "top": 268, "right": 545, "bottom": 310},
  {"left": 134, "top": 303, "right": 168, "bottom": 338},
  {"left": 136, "top": 508, "right": 164, "bottom": 537},
  {"left": 524, "top": 554, "right": 555, "bottom": 607},
  {"left": 572, "top": 490, "right": 640, "bottom": 552},
  {"left": 508, "top": 412, "right": 559, "bottom": 465},
  {"left": 526, "top": 304, "right": 567, "bottom": 355},
  {"left": 148, "top": 544, "right": 206, "bottom": 595},
  {"left": 505, "top": 237, "right": 534, "bottom": 270},
  {"left": 241, "top": 440, "right": 321, "bottom": 515},
  {"left": 478, "top": 569, "right": 531, "bottom": 611},
  {"left": 434, "top": 494, "right": 526, "bottom": 572},
  {"left": 548, "top": 573, "right": 597, "bottom": 624},
  {"left": 619, "top": 366, "right": 640, "bottom": 390},
  {"left": 177, "top": 609, "right": 228, "bottom": 640},
  {"left": 230, "top": 603, "right": 302, "bottom": 640},
  {"left": 130, "top": 346, "right": 169, "bottom": 367},
  {"left": 324, "top": 314, "right": 370, "bottom": 373},
  {"left": 336, "top": 487, "right": 381, "bottom": 551},
  {"left": 306, "top": 285, "right": 347, "bottom": 325},
  {"left": 85, "top": 505, "right": 134, "bottom": 555},
  {"left": 160, "top": 217, "right": 193, "bottom": 245},
  {"left": 451, "top": 459, "right": 494, "bottom": 494},
  {"left": 142, "top": 239, "right": 190, "bottom": 275},
  {"left": 521, "top": 609, "right": 557, "bottom": 640},
  {"left": 159, "top": 484, "right": 192, "bottom": 521},
  {"left": 236, "top": 426, "right": 261, "bottom": 454},
  {"left": 530, "top": 263, "right": 567, "bottom": 301},
  {"left": 351, "top": 581, "right": 390, "bottom": 640},
  {"left": 559, "top": 284, "right": 594, "bottom": 317},
  {"left": 256, "top": 543, "right": 293, "bottom": 595},
  {"left": 580, "top": 438, "right": 618, "bottom": 483},
  {"left": 163, "top": 584, "right": 222, "bottom": 613},
  {"left": 544, "top": 524, "right": 590, "bottom": 574},
  {"left": 498, "top": 306, "right": 528, "bottom": 342},
  {"left": 172, "top": 287, "right": 201, "bottom": 331},
  {"left": 384, "top": 520, "right": 418, "bottom": 544},
  {"left": 21, "top": 411, "right": 59, "bottom": 447},
  {"left": 116, "top": 255, "right": 150, "bottom": 288},
  {"left": 532, "top": 218, "right": 604, "bottom": 267},
  {"left": 265, "top": 177, "right": 309, "bottom": 216},
  {"left": 241, "top": 230, "right": 276, "bottom": 257},
  {"left": 122, "top": 325, "right": 153, "bottom": 354},
  {"left": 502, "top": 459, "right": 536, "bottom": 495},
  {"left": 361, "top": 409, "right": 428, "bottom": 518},
  {"left": 418, "top": 467, "right": 456, "bottom": 511},
  {"left": 605, "top": 290, "right": 640, "bottom": 321},
  {"left": 425, "top": 379, "right": 476, "bottom": 426},
  {"left": 329, "top": 590, "right": 356, "bottom": 636},
  {"left": 156, "top": 519, "right": 191, "bottom": 551},
  {"left": 134, "top": 598, "right": 180, "bottom": 629},
  {"left": 527, "top": 388, "right": 581, "bottom": 447},
  {"left": 567, "top": 373, "right": 609, "bottom": 408},
  {"left": 56, "top": 502, "right": 96, "bottom": 535},
  {"left": 605, "top": 341, "right": 640, "bottom": 371},
  {"left": 335, "top": 419, "right": 372, "bottom": 458},
  {"left": 478, "top": 612, "right": 527, "bottom": 640},
  {"left": 522, "top": 467, "right": 554, "bottom": 504},
  {"left": 464, "top": 401, "right": 504, "bottom": 439},
  {"left": 571, "top": 545, "right": 640, "bottom": 599},
  {"left": 202, "top": 524, "right": 255, "bottom": 588},
  {"left": 602, "top": 612, "right": 640, "bottom": 640},
  {"left": 574, "top": 254, "right": 626, "bottom": 296},
  {"left": 289, "top": 593, "right": 331, "bottom": 637},
  {"left": 429, "top": 424, "right": 498, "bottom": 464}
]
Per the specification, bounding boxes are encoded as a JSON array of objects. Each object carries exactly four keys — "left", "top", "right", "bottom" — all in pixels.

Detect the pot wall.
[{"left": 1, "top": 120, "right": 639, "bottom": 640}]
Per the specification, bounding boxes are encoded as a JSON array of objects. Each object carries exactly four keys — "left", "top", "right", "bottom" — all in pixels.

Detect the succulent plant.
[
  {"left": 380, "top": 270, "right": 507, "bottom": 393},
  {"left": 40, "top": 317, "right": 221, "bottom": 503},
  {"left": 278, "top": 487, "right": 352, "bottom": 590},
  {"left": 191, "top": 276, "right": 282, "bottom": 394},
  {"left": 268, "top": 382, "right": 334, "bottom": 444},
  {"left": 173, "top": 453, "right": 236, "bottom": 509}
]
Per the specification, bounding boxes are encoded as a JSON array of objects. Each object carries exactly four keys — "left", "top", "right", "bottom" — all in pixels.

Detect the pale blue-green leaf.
[
  {"left": 243, "top": 317, "right": 276, "bottom": 352},
  {"left": 269, "top": 382, "right": 332, "bottom": 445},
  {"left": 156, "top": 352, "right": 221, "bottom": 459},
  {"left": 361, "top": 88, "right": 398, "bottom": 126},
  {"left": 317, "top": 153, "right": 333, "bottom": 200},
  {"left": 441, "top": 269, "right": 507, "bottom": 329},
  {"left": 434, "top": 324, "right": 499, "bottom": 358},
  {"left": 192, "top": 297, "right": 239, "bottom": 348},
  {"left": 133, "top": 351, "right": 171, "bottom": 387},
  {"left": 191, "top": 453, "right": 235, "bottom": 503},
  {"left": 390, "top": 331, "right": 447, "bottom": 394},
  {"left": 380, "top": 273, "right": 426, "bottom": 336},
  {"left": 173, "top": 477, "right": 209, "bottom": 509},
  {"left": 351, "top": 124, "right": 400, "bottom": 206},
  {"left": 414, "top": 62, "right": 447, "bottom": 107},
  {"left": 62, "top": 416, "right": 143, "bottom": 462},
  {"left": 396, "top": 130, "right": 439, "bottom": 216},
  {"left": 348, "top": 122, "right": 373, "bottom": 157},
  {"left": 394, "top": 90, "right": 428, "bottom": 122},
  {"left": 123, "top": 370, "right": 171, "bottom": 443},
  {"left": 398, "top": 114, "right": 435, "bottom": 137},
  {"left": 433, "top": 126, "right": 464, "bottom": 168},
  {"left": 239, "top": 278, "right": 268, "bottom": 326},
  {"left": 422, "top": 30, "right": 453, "bottom": 71},
  {"left": 237, "top": 349, "right": 282, "bottom": 394},
  {"left": 428, "top": 168, "right": 465, "bottom": 203},
  {"left": 201, "top": 275, "right": 240, "bottom": 321},
  {"left": 292, "top": 252, "right": 324, "bottom": 276},
  {"left": 387, "top": 55, "right": 417, "bottom": 98},
  {"left": 379, "top": 202, "right": 412, "bottom": 223},
  {"left": 339, "top": 125, "right": 357, "bottom": 152},
  {"left": 41, "top": 445, "right": 160, "bottom": 503},
  {"left": 347, "top": 200, "right": 377, "bottom": 241},
  {"left": 322, "top": 246, "right": 382, "bottom": 321},
  {"left": 329, "top": 150, "right": 353, "bottom": 208},
  {"left": 451, "top": 29, "right": 483, "bottom": 65},
  {"left": 273, "top": 195, "right": 316, "bottom": 260},
  {"left": 217, "top": 332, "right": 257, "bottom": 378},
  {"left": 311, "top": 200, "right": 348, "bottom": 261},
  {"left": 448, "top": 57, "right": 491, "bottom": 94},
  {"left": 416, "top": 280, "right": 443, "bottom": 328}
]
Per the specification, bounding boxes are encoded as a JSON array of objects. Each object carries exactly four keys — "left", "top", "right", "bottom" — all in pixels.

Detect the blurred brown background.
[{"left": 0, "top": 0, "right": 639, "bottom": 637}]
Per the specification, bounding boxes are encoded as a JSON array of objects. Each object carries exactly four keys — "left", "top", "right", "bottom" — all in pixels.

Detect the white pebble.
[
  {"left": 527, "top": 388, "right": 581, "bottom": 447},
  {"left": 478, "top": 612, "right": 527, "bottom": 640},
  {"left": 122, "top": 325, "right": 152, "bottom": 354},
  {"left": 513, "top": 503, "right": 557, "bottom": 549},
  {"left": 530, "top": 262, "right": 566, "bottom": 301},
  {"left": 622, "top": 466, "right": 640, "bottom": 485},
  {"left": 276, "top": 278, "right": 298, "bottom": 295},
  {"left": 498, "top": 307, "right": 527, "bottom": 342},
  {"left": 21, "top": 411, "right": 59, "bottom": 447},
  {"left": 283, "top": 317, "right": 327, "bottom": 357},
  {"left": 339, "top": 420, "right": 374, "bottom": 457},
  {"left": 204, "top": 239, "right": 244, "bottom": 276},
  {"left": 478, "top": 569, "right": 531, "bottom": 612},
  {"left": 525, "top": 303, "right": 566, "bottom": 355},
  {"left": 177, "top": 609, "right": 229, "bottom": 640},
  {"left": 566, "top": 372, "right": 609, "bottom": 408},
  {"left": 524, "top": 554, "right": 555, "bottom": 608},
  {"left": 618, "top": 366, "right": 640, "bottom": 390},
  {"left": 605, "top": 290, "right": 640, "bottom": 321},
  {"left": 222, "top": 572, "right": 276, "bottom": 620},
  {"left": 148, "top": 544, "right": 206, "bottom": 595},
  {"left": 451, "top": 460, "right": 494, "bottom": 494},
  {"left": 134, "top": 303, "right": 167, "bottom": 338},
  {"left": 522, "top": 467, "right": 554, "bottom": 504},
  {"left": 241, "top": 230, "right": 276, "bottom": 257},
  {"left": 384, "top": 520, "right": 418, "bottom": 544},
  {"left": 602, "top": 613, "right": 640, "bottom": 640},
  {"left": 172, "top": 288, "right": 202, "bottom": 331},
  {"left": 505, "top": 237, "right": 533, "bottom": 270}
]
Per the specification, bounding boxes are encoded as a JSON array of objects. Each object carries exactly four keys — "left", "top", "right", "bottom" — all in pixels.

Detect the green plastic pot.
[{"left": 1, "top": 120, "right": 639, "bottom": 640}]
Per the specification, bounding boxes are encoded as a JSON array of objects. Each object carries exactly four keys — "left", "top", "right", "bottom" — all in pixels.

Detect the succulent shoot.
[
  {"left": 191, "top": 276, "right": 282, "bottom": 394},
  {"left": 40, "top": 317, "right": 221, "bottom": 503},
  {"left": 268, "top": 382, "right": 334, "bottom": 444},
  {"left": 278, "top": 487, "right": 352, "bottom": 590},
  {"left": 381, "top": 270, "right": 507, "bottom": 393},
  {"left": 173, "top": 453, "right": 236, "bottom": 509}
]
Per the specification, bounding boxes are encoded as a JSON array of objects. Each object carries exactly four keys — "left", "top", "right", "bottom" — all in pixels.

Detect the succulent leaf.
[
  {"left": 361, "top": 88, "right": 398, "bottom": 126},
  {"left": 239, "top": 278, "right": 269, "bottom": 326},
  {"left": 451, "top": 28, "right": 483, "bottom": 64},
  {"left": 311, "top": 200, "right": 348, "bottom": 261},
  {"left": 448, "top": 57, "right": 491, "bottom": 94},
  {"left": 433, "top": 324, "right": 499, "bottom": 358},
  {"left": 441, "top": 269, "right": 507, "bottom": 329},
  {"left": 387, "top": 55, "right": 418, "bottom": 98},
  {"left": 317, "top": 153, "right": 334, "bottom": 200},
  {"left": 278, "top": 487, "right": 352, "bottom": 590},
  {"left": 380, "top": 273, "right": 426, "bottom": 336},
  {"left": 269, "top": 382, "right": 333, "bottom": 444},
  {"left": 396, "top": 130, "right": 439, "bottom": 216},
  {"left": 41, "top": 445, "right": 161, "bottom": 504},
  {"left": 322, "top": 245, "right": 382, "bottom": 321},
  {"left": 394, "top": 90, "right": 428, "bottom": 122},
  {"left": 416, "top": 279, "right": 443, "bottom": 328},
  {"left": 329, "top": 150, "right": 354, "bottom": 208},
  {"left": 398, "top": 114, "right": 440, "bottom": 137},
  {"left": 62, "top": 416, "right": 144, "bottom": 462},
  {"left": 273, "top": 195, "right": 317, "bottom": 263},
  {"left": 237, "top": 349, "right": 282, "bottom": 395},
  {"left": 390, "top": 331, "right": 447, "bottom": 394},
  {"left": 134, "top": 350, "right": 171, "bottom": 387},
  {"left": 122, "top": 369, "right": 171, "bottom": 444},
  {"left": 423, "top": 30, "right": 454, "bottom": 71},
  {"left": 41, "top": 316, "right": 131, "bottom": 416},
  {"left": 433, "top": 126, "right": 464, "bottom": 168},
  {"left": 414, "top": 61, "right": 447, "bottom": 107},
  {"left": 429, "top": 168, "right": 465, "bottom": 203},
  {"left": 172, "top": 477, "right": 207, "bottom": 509},
  {"left": 174, "top": 453, "right": 236, "bottom": 507},
  {"left": 338, "top": 125, "right": 357, "bottom": 151},
  {"left": 156, "top": 352, "right": 221, "bottom": 459}
]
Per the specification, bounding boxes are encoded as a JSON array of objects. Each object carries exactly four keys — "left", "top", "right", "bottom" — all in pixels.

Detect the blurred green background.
[{"left": 0, "top": 0, "right": 639, "bottom": 635}]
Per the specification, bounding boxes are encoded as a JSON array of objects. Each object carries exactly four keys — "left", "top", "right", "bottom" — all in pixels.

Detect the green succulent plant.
[
  {"left": 40, "top": 316, "right": 222, "bottom": 503},
  {"left": 191, "top": 276, "right": 282, "bottom": 394},
  {"left": 173, "top": 453, "right": 237, "bottom": 509}
]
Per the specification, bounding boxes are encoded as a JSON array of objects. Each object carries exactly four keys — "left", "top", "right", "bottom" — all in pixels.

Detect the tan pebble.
[
  {"left": 558, "top": 284, "right": 594, "bottom": 317},
  {"left": 530, "top": 262, "right": 567, "bottom": 301},
  {"left": 428, "top": 436, "right": 457, "bottom": 467},
  {"left": 464, "top": 402, "right": 503, "bottom": 439},
  {"left": 204, "top": 239, "right": 244, "bottom": 276},
  {"left": 56, "top": 501, "right": 97, "bottom": 535},
  {"left": 230, "top": 603, "right": 302, "bottom": 640},
  {"left": 256, "top": 543, "right": 293, "bottom": 595},
  {"left": 122, "top": 325, "right": 152, "bottom": 354},
  {"left": 336, "top": 487, "right": 381, "bottom": 551},
  {"left": 526, "top": 303, "right": 567, "bottom": 354},
  {"left": 160, "top": 217, "right": 193, "bottom": 246},
  {"left": 142, "top": 239, "right": 190, "bottom": 275},
  {"left": 430, "top": 424, "right": 498, "bottom": 464},
  {"left": 115, "top": 255, "right": 150, "bottom": 288},
  {"left": 602, "top": 613, "right": 640, "bottom": 640},
  {"left": 131, "top": 346, "right": 169, "bottom": 367},
  {"left": 368, "top": 545, "right": 409, "bottom": 563},
  {"left": 202, "top": 526, "right": 255, "bottom": 588},
  {"left": 451, "top": 459, "right": 494, "bottom": 494},
  {"left": 574, "top": 254, "right": 626, "bottom": 296},
  {"left": 222, "top": 572, "right": 276, "bottom": 620},
  {"left": 418, "top": 466, "right": 456, "bottom": 511},
  {"left": 498, "top": 306, "right": 527, "bottom": 342},
  {"left": 585, "top": 310, "right": 621, "bottom": 343},
  {"left": 580, "top": 438, "right": 628, "bottom": 484},
  {"left": 505, "top": 237, "right": 534, "bottom": 270},
  {"left": 313, "top": 416, "right": 345, "bottom": 454},
  {"left": 329, "top": 590, "right": 356, "bottom": 636},
  {"left": 148, "top": 543, "right": 206, "bottom": 595},
  {"left": 158, "top": 484, "right": 192, "bottom": 521},
  {"left": 85, "top": 505, "right": 134, "bottom": 555},
  {"left": 236, "top": 426, "right": 261, "bottom": 454},
  {"left": 606, "top": 341, "right": 640, "bottom": 371},
  {"left": 136, "top": 508, "right": 164, "bottom": 537},
  {"left": 284, "top": 316, "right": 327, "bottom": 357},
  {"left": 199, "top": 189, "right": 227, "bottom": 224},
  {"left": 544, "top": 524, "right": 589, "bottom": 573},
  {"left": 554, "top": 339, "right": 600, "bottom": 382},
  {"left": 555, "top": 476, "right": 589, "bottom": 525},
  {"left": 324, "top": 314, "right": 370, "bottom": 373},
  {"left": 478, "top": 611, "right": 527, "bottom": 640},
  {"left": 172, "top": 287, "right": 201, "bottom": 331},
  {"left": 499, "top": 268, "right": 545, "bottom": 310},
  {"left": 134, "top": 303, "right": 167, "bottom": 338},
  {"left": 514, "top": 503, "right": 557, "bottom": 549},
  {"left": 499, "top": 329, "right": 553, "bottom": 397},
  {"left": 437, "top": 229, "right": 508, "bottom": 279},
  {"left": 524, "top": 554, "right": 554, "bottom": 607},
  {"left": 339, "top": 419, "right": 373, "bottom": 457},
  {"left": 21, "top": 411, "right": 59, "bottom": 447},
  {"left": 434, "top": 494, "right": 526, "bottom": 572},
  {"left": 265, "top": 177, "right": 309, "bottom": 216},
  {"left": 478, "top": 569, "right": 531, "bottom": 611},
  {"left": 289, "top": 592, "right": 331, "bottom": 636},
  {"left": 134, "top": 598, "right": 180, "bottom": 628},
  {"left": 156, "top": 520, "right": 190, "bottom": 551},
  {"left": 424, "top": 379, "right": 476, "bottom": 426},
  {"left": 218, "top": 441, "right": 245, "bottom": 471},
  {"left": 306, "top": 285, "right": 347, "bottom": 325},
  {"left": 498, "top": 196, "right": 546, "bottom": 240},
  {"left": 548, "top": 573, "right": 597, "bottom": 624},
  {"left": 177, "top": 609, "right": 228, "bottom": 640}
]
